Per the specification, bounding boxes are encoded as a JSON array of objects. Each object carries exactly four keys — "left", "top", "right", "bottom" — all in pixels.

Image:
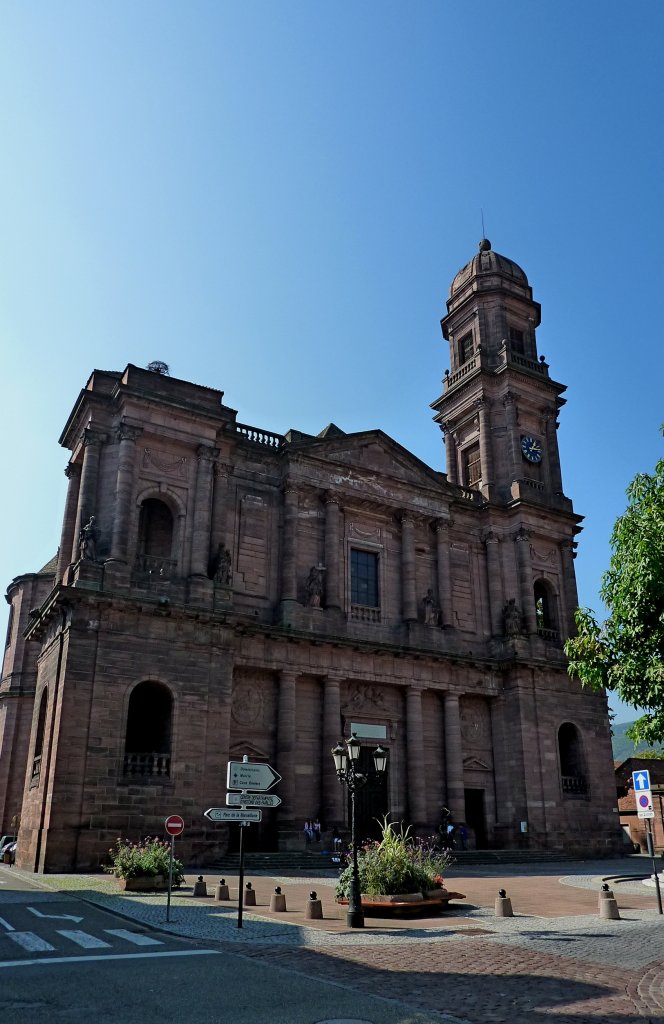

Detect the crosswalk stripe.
[
  {"left": 9, "top": 932, "right": 55, "bottom": 952},
  {"left": 56, "top": 930, "right": 111, "bottom": 949},
  {"left": 104, "top": 929, "right": 162, "bottom": 947}
]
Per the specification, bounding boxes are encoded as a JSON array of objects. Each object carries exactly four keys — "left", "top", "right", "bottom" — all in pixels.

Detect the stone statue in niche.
[
  {"left": 422, "top": 588, "right": 439, "bottom": 625},
  {"left": 78, "top": 516, "right": 98, "bottom": 561},
  {"left": 503, "top": 598, "right": 522, "bottom": 637},
  {"left": 210, "top": 544, "right": 232, "bottom": 585},
  {"left": 306, "top": 565, "right": 326, "bottom": 607}
]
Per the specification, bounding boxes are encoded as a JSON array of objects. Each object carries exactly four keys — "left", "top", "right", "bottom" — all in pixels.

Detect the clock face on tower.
[{"left": 521, "top": 435, "right": 543, "bottom": 463}]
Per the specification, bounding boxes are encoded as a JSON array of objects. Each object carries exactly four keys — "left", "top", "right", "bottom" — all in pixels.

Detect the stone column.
[
  {"left": 280, "top": 485, "right": 299, "bottom": 603},
  {"left": 401, "top": 516, "right": 417, "bottom": 622},
  {"left": 477, "top": 399, "right": 493, "bottom": 495},
  {"left": 435, "top": 519, "right": 453, "bottom": 628},
  {"left": 514, "top": 528, "right": 537, "bottom": 633},
  {"left": 109, "top": 424, "right": 142, "bottom": 563},
  {"left": 503, "top": 393, "right": 521, "bottom": 485},
  {"left": 71, "top": 428, "right": 104, "bottom": 563},
  {"left": 559, "top": 540, "right": 579, "bottom": 638},
  {"left": 56, "top": 463, "right": 81, "bottom": 583},
  {"left": 324, "top": 495, "right": 341, "bottom": 609},
  {"left": 406, "top": 687, "right": 428, "bottom": 824},
  {"left": 277, "top": 670, "right": 297, "bottom": 822},
  {"left": 443, "top": 423, "right": 458, "bottom": 485},
  {"left": 322, "top": 675, "right": 345, "bottom": 824},
  {"left": 545, "top": 411, "right": 564, "bottom": 494},
  {"left": 210, "top": 461, "right": 233, "bottom": 557},
  {"left": 189, "top": 445, "right": 218, "bottom": 577},
  {"left": 484, "top": 531, "right": 503, "bottom": 636},
  {"left": 444, "top": 692, "right": 466, "bottom": 822}
]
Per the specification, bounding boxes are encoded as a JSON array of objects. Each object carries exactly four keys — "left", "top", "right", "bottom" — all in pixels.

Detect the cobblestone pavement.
[{"left": 4, "top": 860, "right": 663, "bottom": 1023}]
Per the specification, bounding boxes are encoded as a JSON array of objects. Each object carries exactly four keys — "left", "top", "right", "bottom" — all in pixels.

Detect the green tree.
[{"left": 565, "top": 430, "right": 664, "bottom": 745}]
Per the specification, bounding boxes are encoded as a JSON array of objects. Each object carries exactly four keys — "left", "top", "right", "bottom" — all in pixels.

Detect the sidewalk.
[{"left": 5, "top": 858, "right": 663, "bottom": 1023}]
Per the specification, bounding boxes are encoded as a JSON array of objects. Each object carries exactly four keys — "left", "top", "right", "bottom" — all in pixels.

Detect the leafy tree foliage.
[{"left": 565, "top": 431, "right": 664, "bottom": 744}]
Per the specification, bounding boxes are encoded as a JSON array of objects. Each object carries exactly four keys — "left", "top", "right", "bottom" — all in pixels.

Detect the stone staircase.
[{"left": 211, "top": 848, "right": 571, "bottom": 874}]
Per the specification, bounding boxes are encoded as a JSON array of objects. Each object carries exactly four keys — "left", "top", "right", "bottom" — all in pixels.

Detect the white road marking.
[
  {"left": 0, "top": 917, "right": 15, "bottom": 932},
  {"left": 28, "top": 907, "right": 83, "bottom": 923},
  {"left": 57, "top": 930, "right": 111, "bottom": 949},
  {"left": 0, "top": 949, "right": 221, "bottom": 968},
  {"left": 104, "top": 929, "right": 162, "bottom": 946},
  {"left": 8, "top": 932, "right": 55, "bottom": 953}
]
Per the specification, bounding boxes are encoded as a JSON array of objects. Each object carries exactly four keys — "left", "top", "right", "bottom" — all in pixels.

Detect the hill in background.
[{"left": 612, "top": 720, "right": 664, "bottom": 763}]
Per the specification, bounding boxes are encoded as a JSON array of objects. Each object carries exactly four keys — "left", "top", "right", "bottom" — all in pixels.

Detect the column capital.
[
  {"left": 502, "top": 391, "right": 517, "bottom": 408},
  {"left": 323, "top": 490, "right": 341, "bottom": 507},
  {"left": 64, "top": 462, "right": 81, "bottom": 480},
  {"left": 483, "top": 530, "right": 501, "bottom": 547},
  {"left": 400, "top": 513, "right": 416, "bottom": 528},
  {"left": 116, "top": 423, "right": 143, "bottom": 444},
  {"left": 280, "top": 669, "right": 298, "bottom": 684},
  {"left": 475, "top": 397, "right": 491, "bottom": 412},
  {"left": 434, "top": 517, "right": 453, "bottom": 533},
  {"left": 196, "top": 444, "right": 219, "bottom": 463},
  {"left": 80, "top": 427, "right": 106, "bottom": 447},
  {"left": 514, "top": 527, "right": 530, "bottom": 544}
]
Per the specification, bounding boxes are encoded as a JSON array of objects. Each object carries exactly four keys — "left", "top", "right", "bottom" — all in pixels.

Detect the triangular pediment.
[
  {"left": 228, "top": 742, "right": 270, "bottom": 761},
  {"left": 463, "top": 755, "right": 491, "bottom": 772},
  {"left": 288, "top": 429, "right": 447, "bottom": 492}
]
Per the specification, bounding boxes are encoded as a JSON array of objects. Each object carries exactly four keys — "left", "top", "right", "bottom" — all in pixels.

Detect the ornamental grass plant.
[
  {"left": 335, "top": 818, "right": 453, "bottom": 899},
  {"left": 106, "top": 836, "right": 184, "bottom": 885}
]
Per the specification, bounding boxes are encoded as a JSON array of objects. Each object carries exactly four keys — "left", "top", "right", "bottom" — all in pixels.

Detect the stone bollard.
[
  {"left": 269, "top": 886, "right": 287, "bottom": 912},
  {"left": 305, "top": 890, "right": 323, "bottom": 920},
  {"left": 495, "top": 888, "right": 514, "bottom": 917},
  {"left": 192, "top": 875, "right": 208, "bottom": 897},
  {"left": 598, "top": 883, "right": 620, "bottom": 920},
  {"left": 214, "top": 878, "right": 230, "bottom": 902},
  {"left": 243, "top": 881, "right": 256, "bottom": 906}
]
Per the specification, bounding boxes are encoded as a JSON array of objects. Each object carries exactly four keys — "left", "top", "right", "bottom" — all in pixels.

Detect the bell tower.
[{"left": 431, "top": 239, "right": 568, "bottom": 506}]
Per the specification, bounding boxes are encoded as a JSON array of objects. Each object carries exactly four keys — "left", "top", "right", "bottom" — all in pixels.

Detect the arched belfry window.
[
  {"left": 534, "top": 580, "right": 558, "bottom": 640},
  {"left": 123, "top": 681, "right": 172, "bottom": 779},
  {"left": 136, "top": 498, "right": 175, "bottom": 578},
  {"left": 31, "top": 688, "right": 48, "bottom": 786},
  {"left": 558, "top": 722, "right": 588, "bottom": 796}
]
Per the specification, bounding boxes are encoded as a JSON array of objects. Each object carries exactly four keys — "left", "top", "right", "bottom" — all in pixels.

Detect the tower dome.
[{"left": 449, "top": 239, "right": 530, "bottom": 302}]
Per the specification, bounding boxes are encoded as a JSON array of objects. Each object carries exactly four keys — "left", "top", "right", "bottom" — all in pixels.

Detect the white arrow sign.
[
  {"left": 633, "top": 770, "right": 651, "bottom": 791},
  {"left": 226, "top": 761, "right": 281, "bottom": 792},
  {"left": 27, "top": 907, "right": 83, "bottom": 923},
  {"left": 226, "top": 792, "right": 282, "bottom": 808},
  {"left": 205, "top": 807, "right": 262, "bottom": 823}
]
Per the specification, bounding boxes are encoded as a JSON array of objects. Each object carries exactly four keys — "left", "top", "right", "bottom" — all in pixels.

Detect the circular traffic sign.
[
  {"left": 165, "top": 814, "right": 185, "bottom": 836},
  {"left": 638, "top": 795, "right": 650, "bottom": 809}
]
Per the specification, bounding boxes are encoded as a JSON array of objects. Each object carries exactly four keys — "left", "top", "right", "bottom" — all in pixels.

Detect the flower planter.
[
  {"left": 117, "top": 875, "right": 167, "bottom": 892},
  {"left": 426, "top": 888, "right": 450, "bottom": 900},
  {"left": 361, "top": 892, "right": 423, "bottom": 904}
]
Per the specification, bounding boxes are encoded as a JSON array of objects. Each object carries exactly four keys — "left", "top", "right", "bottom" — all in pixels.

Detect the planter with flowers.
[
  {"left": 105, "top": 837, "right": 184, "bottom": 892},
  {"left": 335, "top": 819, "right": 463, "bottom": 913}
]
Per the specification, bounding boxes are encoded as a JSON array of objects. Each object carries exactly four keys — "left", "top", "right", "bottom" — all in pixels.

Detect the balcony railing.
[
  {"left": 123, "top": 752, "right": 171, "bottom": 778},
  {"left": 537, "top": 627, "right": 559, "bottom": 642},
  {"left": 350, "top": 605, "right": 382, "bottom": 623},
  {"left": 561, "top": 774, "right": 588, "bottom": 796},
  {"left": 132, "top": 556, "right": 177, "bottom": 584},
  {"left": 236, "top": 423, "right": 284, "bottom": 449}
]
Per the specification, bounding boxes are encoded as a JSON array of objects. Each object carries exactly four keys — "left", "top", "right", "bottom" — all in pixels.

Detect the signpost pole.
[
  {"left": 237, "top": 823, "right": 245, "bottom": 930},
  {"left": 646, "top": 819, "right": 663, "bottom": 915},
  {"left": 166, "top": 834, "right": 175, "bottom": 923}
]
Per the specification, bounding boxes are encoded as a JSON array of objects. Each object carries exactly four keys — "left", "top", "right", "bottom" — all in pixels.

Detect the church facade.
[{"left": 1, "top": 241, "right": 622, "bottom": 872}]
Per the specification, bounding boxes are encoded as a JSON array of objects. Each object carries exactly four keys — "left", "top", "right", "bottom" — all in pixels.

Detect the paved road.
[{"left": 0, "top": 872, "right": 447, "bottom": 1024}]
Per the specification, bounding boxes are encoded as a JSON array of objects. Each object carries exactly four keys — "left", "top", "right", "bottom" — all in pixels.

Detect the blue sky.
[{"left": 1, "top": 2, "right": 662, "bottom": 724}]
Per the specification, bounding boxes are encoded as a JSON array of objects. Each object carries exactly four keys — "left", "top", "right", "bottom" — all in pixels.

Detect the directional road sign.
[
  {"left": 226, "top": 761, "right": 281, "bottom": 792},
  {"left": 164, "top": 814, "right": 185, "bottom": 836},
  {"left": 205, "top": 807, "right": 263, "bottom": 823},
  {"left": 633, "top": 769, "right": 651, "bottom": 792},
  {"left": 226, "top": 792, "right": 282, "bottom": 808}
]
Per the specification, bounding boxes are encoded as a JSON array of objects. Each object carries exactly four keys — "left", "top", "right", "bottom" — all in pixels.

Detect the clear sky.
[{"left": 1, "top": 1, "right": 662, "bottom": 724}]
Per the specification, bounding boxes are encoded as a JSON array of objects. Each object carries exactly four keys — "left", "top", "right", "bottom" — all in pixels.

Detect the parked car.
[{"left": 0, "top": 835, "right": 17, "bottom": 863}]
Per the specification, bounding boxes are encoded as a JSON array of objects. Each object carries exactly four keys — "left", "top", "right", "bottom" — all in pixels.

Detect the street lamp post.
[{"left": 331, "top": 733, "right": 388, "bottom": 928}]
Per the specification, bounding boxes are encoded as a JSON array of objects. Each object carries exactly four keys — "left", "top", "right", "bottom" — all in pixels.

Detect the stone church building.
[{"left": 1, "top": 241, "right": 621, "bottom": 871}]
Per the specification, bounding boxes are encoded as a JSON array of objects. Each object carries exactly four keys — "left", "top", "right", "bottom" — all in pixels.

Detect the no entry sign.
[{"left": 164, "top": 814, "right": 185, "bottom": 836}]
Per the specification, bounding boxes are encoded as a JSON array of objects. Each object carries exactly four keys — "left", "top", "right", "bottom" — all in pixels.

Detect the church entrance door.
[
  {"left": 464, "top": 788, "right": 488, "bottom": 849},
  {"left": 351, "top": 746, "right": 388, "bottom": 843}
]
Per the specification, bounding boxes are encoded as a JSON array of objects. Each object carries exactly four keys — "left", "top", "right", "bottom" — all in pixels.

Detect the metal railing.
[
  {"left": 561, "top": 774, "right": 588, "bottom": 796},
  {"left": 123, "top": 752, "right": 171, "bottom": 778}
]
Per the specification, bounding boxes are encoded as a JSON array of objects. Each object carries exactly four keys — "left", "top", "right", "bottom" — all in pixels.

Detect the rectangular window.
[
  {"left": 509, "top": 327, "right": 525, "bottom": 355},
  {"left": 458, "top": 333, "right": 474, "bottom": 364},
  {"left": 351, "top": 549, "right": 379, "bottom": 607},
  {"left": 463, "top": 444, "right": 482, "bottom": 487}
]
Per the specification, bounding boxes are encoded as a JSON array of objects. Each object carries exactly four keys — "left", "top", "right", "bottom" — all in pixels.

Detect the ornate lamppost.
[{"left": 331, "top": 733, "right": 388, "bottom": 928}]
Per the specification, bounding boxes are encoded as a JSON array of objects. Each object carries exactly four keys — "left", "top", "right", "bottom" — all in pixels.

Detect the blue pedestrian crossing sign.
[{"left": 632, "top": 769, "right": 651, "bottom": 792}]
